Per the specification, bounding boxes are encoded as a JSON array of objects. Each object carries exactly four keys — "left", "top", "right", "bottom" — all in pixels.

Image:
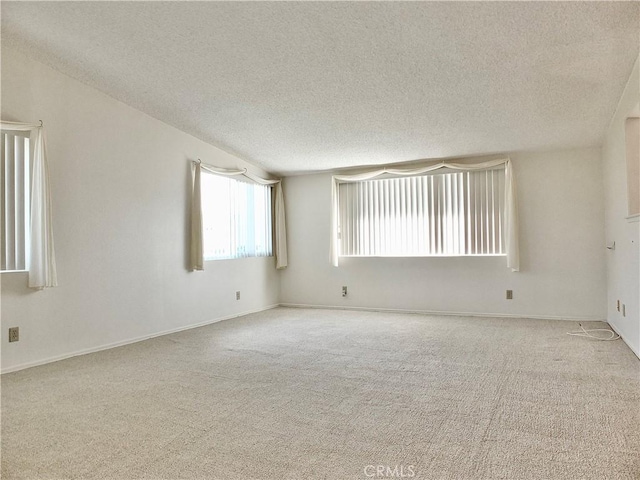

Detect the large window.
[
  {"left": 201, "top": 172, "right": 273, "bottom": 260},
  {"left": 337, "top": 168, "right": 505, "bottom": 257},
  {"left": 1, "top": 131, "right": 30, "bottom": 272}
]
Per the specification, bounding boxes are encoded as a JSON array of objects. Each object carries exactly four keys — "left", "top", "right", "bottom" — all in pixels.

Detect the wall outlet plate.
[
  {"left": 342, "top": 286, "right": 348, "bottom": 297},
  {"left": 8, "top": 327, "right": 19, "bottom": 343},
  {"left": 236, "top": 291, "right": 241, "bottom": 300},
  {"left": 506, "top": 290, "right": 513, "bottom": 300}
]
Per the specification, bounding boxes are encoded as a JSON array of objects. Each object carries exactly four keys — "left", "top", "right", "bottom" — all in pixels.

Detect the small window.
[
  {"left": 201, "top": 172, "right": 273, "bottom": 260},
  {"left": 1, "top": 131, "right": 30, "bottom": 272},
  {"left": 337, "top": 168, "right": 505, "bottom": 257}
]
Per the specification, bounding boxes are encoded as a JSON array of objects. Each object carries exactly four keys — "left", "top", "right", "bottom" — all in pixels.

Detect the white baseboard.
[
  {"left": 2, "top": 303, "right": 614, "bottom": 375},
  {"left": 1, "top": 304, "right": 279, "bottom": 375},
  {"left": 278, "top": 302, "right": 606, "bottom": 323},
  {"left": 607, "top": 322, "right": 640, "bottom": 360}
]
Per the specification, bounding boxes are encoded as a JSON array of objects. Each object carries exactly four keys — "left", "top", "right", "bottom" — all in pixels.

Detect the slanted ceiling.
[{"left": 2, "top": 2, "right": 639, "bottom": 175}]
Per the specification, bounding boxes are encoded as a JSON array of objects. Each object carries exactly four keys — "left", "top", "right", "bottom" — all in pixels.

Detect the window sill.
[
  {"left": 626, "top": 214, "right": 640, "bottom": 223},
  {"left": 204, "top": 255, "right": 274, "bottom": 262},
  {"left": 1, "top": 270, "right": 28, "bottom": 274},
  {"left": 339, "top": 254, "right": 507, "bottom": 258}
]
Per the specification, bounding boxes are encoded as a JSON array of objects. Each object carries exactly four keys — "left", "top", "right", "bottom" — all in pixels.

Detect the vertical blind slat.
[
  {"left": 15, "top": 136, "right": 24, "bottom": 270},
  {"left": 1, "top": 134, "right": 6, "bottom": 270},
  {"left": 5, "top": 135, "right": 15, "bottom": 270}
]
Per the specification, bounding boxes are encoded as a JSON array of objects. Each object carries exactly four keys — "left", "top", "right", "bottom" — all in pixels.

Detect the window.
[
  {"left": 337, "top": 168, "right": 505, "bottom": 257},
  {"left": 201, "top": 172, "right": 273, "bottom": 260},
  {"left": 1, "top": 131, "right": 30, "bottom": 272},
  {"left": 625, "top": 117, "right": 639, "bottom": 217}
]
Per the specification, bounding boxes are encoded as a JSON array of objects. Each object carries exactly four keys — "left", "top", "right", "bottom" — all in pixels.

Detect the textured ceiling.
[{"left": 2, "top": 2, "right": 639, "bottom": 175}]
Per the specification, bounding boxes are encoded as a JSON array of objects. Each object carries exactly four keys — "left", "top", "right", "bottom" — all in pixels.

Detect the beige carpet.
[{"left": 1, "top": 307, "right": 639, "bottom": 479}]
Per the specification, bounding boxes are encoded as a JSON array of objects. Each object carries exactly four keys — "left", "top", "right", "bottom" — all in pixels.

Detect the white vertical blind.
[
  {"left": 338, "top": 169, "right": 505, "bottom": 257},
  {"left": 1, "top": 132, "right": 30, "bottom": 271},
  {"left": 201, "top": 172, "right": 273, "bottom": 260}
]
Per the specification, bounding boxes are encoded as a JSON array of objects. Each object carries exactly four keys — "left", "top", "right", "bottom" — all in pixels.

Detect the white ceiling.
[{"left": 2, "top": 2, "right": 639, "bottom": 175}]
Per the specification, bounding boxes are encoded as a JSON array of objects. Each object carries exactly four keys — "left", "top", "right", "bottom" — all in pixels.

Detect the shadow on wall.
[{"left": 1, "top": 272, "right": 39, "bottom": 297}]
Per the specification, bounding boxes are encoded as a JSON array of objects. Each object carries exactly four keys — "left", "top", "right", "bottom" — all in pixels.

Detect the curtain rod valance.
[
  {"left": 193, "top": 160, "right": 281, "bottom": 186},
  {"left": 329, "top": 157, "right": 519, "bottom": 272},
  {"left": 1, "top": 120, "right": 44, "bottom": 131},
  {"left": 190, "top": 159, "right": 288, "bottom": 270},
  {"left": 333, "top": 158, "right": 510, "bottom": 183},
  {"left": 0, "top": 120, "right": 58, "bottom": 289}
]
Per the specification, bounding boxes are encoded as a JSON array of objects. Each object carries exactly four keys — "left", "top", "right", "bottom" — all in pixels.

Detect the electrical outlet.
[
  {"left": 506, "top": 290, "right": 513, "bottom": 300},
  {"left": 342, "top": 286, "right": 348, "bottom": 297},
  {"left": 236, "top": 291, "right": 241, "bottom": 300},
  {"left": 617, "top": 300, "right": 620, "bottom": 312},
  {"left": 8, "top": 327, "right": 19, "bottom": 343},
  {"left": 622, "top": 304, "right": 626, "bottom": 317}
]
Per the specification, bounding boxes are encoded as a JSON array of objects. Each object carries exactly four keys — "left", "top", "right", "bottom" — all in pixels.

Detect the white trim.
[
  {"left": 339, "top": 254, "right": 507, "bottom": 258},
  {"left": 625, "top": 213, "right": 640, "bottom": 223},
  {"left": 278, "top": 303, "right": 605, "bottom": 322},
  {"left": 2, "top": 303, "right": 619, "bottom": 375},
  {"left": 607, "top": 322, "right": 640, "bottom": 360},
  {"left": 1, "top": 304, "right": 279, "bottom": 375}
]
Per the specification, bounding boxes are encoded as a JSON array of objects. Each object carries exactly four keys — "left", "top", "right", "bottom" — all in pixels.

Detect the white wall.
[
  {"left": 602, "top": 55, "right": 640, "bottom": 358},
  {"left": 1, "top": 48, "right": 280, "bottom": 373},
  {"left": 280, "top": 149, "right": 607, "bottom": 320}
]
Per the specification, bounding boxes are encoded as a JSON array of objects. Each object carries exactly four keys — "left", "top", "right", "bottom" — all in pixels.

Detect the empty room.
[{"left": 1, "top": 2, "right": 639, "bottom": 479}]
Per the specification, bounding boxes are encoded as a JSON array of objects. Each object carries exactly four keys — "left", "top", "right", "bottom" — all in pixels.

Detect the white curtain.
[
  {"left": 190, "top": 161, "right": 204, "bottom": 271},
  {"left": 190, "top": 161, "right": 287, "bottom": 270},
  {"left": 330, "top": 158, "right": 519, "bottom": 271},
  {"left": 0, "top": 120, "right": 58, "bottom": 288}
]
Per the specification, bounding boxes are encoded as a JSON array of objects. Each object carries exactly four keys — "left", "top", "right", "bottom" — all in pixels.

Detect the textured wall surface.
[
  {"left": 280, "top": 149, "right": 607, "bottom": 320},
  {"left": 1, "top": 48, "right": 280, "bottom": 373}
]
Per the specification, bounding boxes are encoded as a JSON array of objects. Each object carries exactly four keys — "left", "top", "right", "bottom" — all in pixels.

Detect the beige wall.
[
  {"left": 280, "top": 149, "right": 607, "bottom": 321},
  {"left": 603, "top": 55, "right": 640, "bottom": 357},
  {"left": 1, "top": 48, "right": 280, "bottom": 373}
]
